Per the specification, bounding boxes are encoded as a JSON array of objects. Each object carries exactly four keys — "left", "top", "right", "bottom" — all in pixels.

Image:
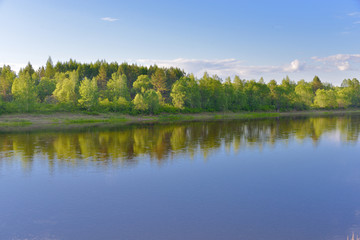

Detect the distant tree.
[
  {"left": 232, "top": 76, "right": 247, "bottom": 110},
  {"left": 53, "top": 71, "right": 79, "bottom": 104},
  {"left": 244, "top": 80, "right": 271, "bottom": 111},
  {"left": 78, "top": 77, "right": 99, "bottom": 110},
  {"left": 132, "top": 74, "right": 160, "bottom": 113},
  {"left": 37, "top": 66, "right": 46, "bottom": 79},
  {"left": 199, "top": 73, "right": 226, "bottom": 111},
  {"left": 314, "top": 89, "right": 337, "bottom": 108},
  {"left": 11, "top": 70, "right": 38, "bottom": 111},
  {"left": 311, "top": 75, "right": 323, "bottom": 93},
  {"left": 106, "top": 73, "right": 130, "bottom": 101},
  {"left": 295, "top": 80, "right": 314, "bottom": 108},
  {"left": 223, "top": 77, "right": 235, "bottom": 110},
  {"left": 133, "top": 90, "right": 160, "bottom": 113},
  {"left": 96, "top": 63, "right": 108, "bottom": 90},
  {"left": 0, "top": 65, "right": 16, "bottom": 101},
  {"left": 37, "top": 77, "right": 56, "bottom": 102},
  {"left": 151, "top": 68, "right": 167, "bottom": 97},
  {"left": 45, "top": 57, "right": 55, "bottom": 79},
  {"left": 133, "top": 75, "right": 153, "bottom": 93},
  {"left": 336, "top": 88, "right": 352, "bottom": 108},
  {"left": 341, "top": 78, "right": 360, "bottom": 106},
  {"left": 170, "top": 76, "right": 200, "bottom": 109}
]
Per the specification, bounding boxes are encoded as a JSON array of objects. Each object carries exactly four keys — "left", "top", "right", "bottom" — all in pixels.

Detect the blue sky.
[{"left": 0, "top": 0, "right": 360, "bottom": 85}]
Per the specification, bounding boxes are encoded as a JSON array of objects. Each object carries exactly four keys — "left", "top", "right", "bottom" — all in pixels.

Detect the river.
[{"left": 1, "top": 115, "right": 360, "bottom": 240}]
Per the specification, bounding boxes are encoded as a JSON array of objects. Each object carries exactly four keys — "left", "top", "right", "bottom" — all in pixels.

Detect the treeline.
[{"left": 0, "top": 57, "right": 359, "bottom": 114}]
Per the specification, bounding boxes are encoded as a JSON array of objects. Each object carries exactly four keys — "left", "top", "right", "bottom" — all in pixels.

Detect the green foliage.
[
  {"left": 336, "top": 88, "right": 352, "bottom": 108},
  {"left": 0, "top": 65, "right": 16, "bottom": 101},
  {"left": 53, "top": 71, "right": 79, "bottom": 104},
  {"left": 96, "top": 64, "right": 108, "bottom": 90},
  {"left": 295, "top": 80, "right": 314, "bottom": 108},
  {"left": 314, "top": 89, "right": 337, "bottom": 109},
  {"left": 100, "top": 96, "right": 131, "bottom": 113},
  {"left": 171, "top": 76, "right": 200, "bottom": 109},
  {"left": 232, "top": 76, "right": 247, "bottom": 111},
  {"left": 199, "top": 73, "right": 226, "bottom": 111},
  {"left": 106, "top": 73, "right": 130, "bottom": 101},
  {"left": 133, "top": 90, "right": 160, "bottom": 114},
  {"left": 311, "top": 75, "right": 323, "bottom": 93},
  {"left": 37, "top": 77, "right": 56, "bottom": 102},
  {"left": 133, "top": 75, "right": 153, "bottom": 93},
  {"left": 340, "top": 78, "right": 360, "bottom": 107},
  {"left": 244, "top": 80, "right": 271, "bottom": 111},
  {"left": 78, "top": 77, "right": 99, "bottom": 110},
  {"left": 1, "top": 59, "right": 360, "bottom": 115},
  {"left": 151, "top": 68, "right": 167, "bottom": 94},
  {"left": 11, "top": 70, "right": 38, "bottom": 112},
  {"left": 45, "top": 57, "right": 55, "bottom": 79}
]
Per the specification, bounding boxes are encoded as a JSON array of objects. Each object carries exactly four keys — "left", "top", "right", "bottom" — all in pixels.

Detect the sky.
[{"left": 0, "top": 0, "right": 360, "bottom": 85}]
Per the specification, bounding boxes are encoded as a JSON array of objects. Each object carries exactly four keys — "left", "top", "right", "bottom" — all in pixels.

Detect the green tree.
[
  {"left": 132, "top": 75, "right": 160, "bottom": 113},
  {"left": 133, "top": 75, "right": 153, "bottom": 93},
  {"left": 53, "top": 71, "right": 79, "bottom": 104},
  {"left": 133, "top": 90, "right": 160, "bottom": 113},
  {"left": 336, "top": 88, "right": 352, "bottom": 108},
  {"left": 244, "top": 80, "right": 271, "bottom": 111},
  {"left": 11, "top": 70, "right": 38, "bottom": 111},
  {"left": 268, "top": 80, "right": 286, "bottom": 110},
  {"left": 37, "top": 77, "right": 56, "bottom": 102},
  {"left": 0, "top": 65, "right": 16, "bottom": 101},
  {"left": 223, "top": 77, "right": 236, "bottom": 110},
  {"left": 78, "top": 77, "right": 99, "bottom": 110},
  {"left": 311, "top": 75, "right": 323, "bottom": 93},
  {"left": 295, "top": 80, "right": 314, "bottom": 108},
  {"left": 45, "top": 57, "right": 55, "bottom": 79},
  {"left": 199, "top": 73, "right": 225, "bottom": 111},
  {"left": 151, "top": 68, "right": 167, "bottom": 95},
  {"left": 232, "top": 76, "right": 247, "bottom": 111},
  {"left": 106, "top": 73, "right": 131, "bottom": 101},
  {"left": 314, "top": 89, "right": 337, "bottom": 108},
  {"left": 96, "top": 64, "right": 108, "bottom": 90},
  {"left": 170, "top": 76, "right": 200, "bottom": 109},
  {"left": 341, "top": 78, "right": 360, "bottom": 106}
]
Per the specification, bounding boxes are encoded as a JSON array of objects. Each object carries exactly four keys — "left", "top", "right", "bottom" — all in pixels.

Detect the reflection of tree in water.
[{"left": 0, "top": 115, "right": 359, "bottom": 170}]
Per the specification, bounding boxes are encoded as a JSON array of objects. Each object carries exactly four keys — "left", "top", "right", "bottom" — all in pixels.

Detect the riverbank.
[{"left": 1, "top": 109, "right": 360, "bottom": 133}]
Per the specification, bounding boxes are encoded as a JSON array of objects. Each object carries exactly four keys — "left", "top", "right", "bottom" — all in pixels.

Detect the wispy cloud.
[
  {"left": 312, "top": 54, "right": 360, "bottom": 71},
  {"left": 136, "top": 58, "right": 305, "bottom": 78},
  {"left": 100, "top": 17, "right": 118, "bottom": 22},
  {"left": 354, "top": 21, "right": 360, "bottom": 24},
  {"left": 348, "top": 12, "right": 360, "bottom": 17}
]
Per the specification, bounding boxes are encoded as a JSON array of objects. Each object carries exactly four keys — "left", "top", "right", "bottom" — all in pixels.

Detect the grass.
[
  {"left": 0, "top": 119, "right": 33, "bottom": 127},
  {"left": 157, "top": 114, "right": 195, "bottom": 122},
  {"left": 64, "top": 117, "right": 128, "bottom": 124}
]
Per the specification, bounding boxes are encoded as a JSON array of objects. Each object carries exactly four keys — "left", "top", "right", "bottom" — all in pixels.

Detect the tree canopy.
[{"left": 0, "top": 58, "right": 359, "bottom": 114}]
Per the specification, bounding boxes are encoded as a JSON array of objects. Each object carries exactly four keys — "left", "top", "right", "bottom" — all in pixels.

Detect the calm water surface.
[{"left": 1, "top": 115, "right": 360, "bottom": 240}]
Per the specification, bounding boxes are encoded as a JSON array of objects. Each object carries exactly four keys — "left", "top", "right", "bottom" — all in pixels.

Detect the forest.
[{"left": 0, "top": 57, "right": 359, "bottom": 114}]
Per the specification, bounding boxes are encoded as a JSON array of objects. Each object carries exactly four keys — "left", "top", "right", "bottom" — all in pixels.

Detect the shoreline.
[{"left": 1, "top": 109, "right": 360, "bottom": 133}]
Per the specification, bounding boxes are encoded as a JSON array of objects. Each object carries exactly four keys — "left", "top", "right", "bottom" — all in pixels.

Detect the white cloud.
[
  {"left": 337, "top": 62, "right": 350, "bottom": 71},
  {"left": 101, "top": 17, "right": 118, "bottom": 22},
  {"left": 312, "top": 54, "right": 360, "bottom": 71},
  {"left": 136, "top": 58, "right": 305, "bottom": 78},
  {"left": 284, "top": 59, "right": 304, "bottom": 72},
  {"left": 348, "top": 12, "right": 360, "bottom": 17}
]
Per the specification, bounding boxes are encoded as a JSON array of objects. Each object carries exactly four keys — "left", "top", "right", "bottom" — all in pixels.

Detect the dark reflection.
[{"left": 1, "top": 114, "right": 360, "bottom": 170}]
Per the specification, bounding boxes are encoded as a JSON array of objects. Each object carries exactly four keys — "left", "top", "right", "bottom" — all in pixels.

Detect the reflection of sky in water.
[{"left": 1, "top": 115, "right": 360, "bottom": 240}]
